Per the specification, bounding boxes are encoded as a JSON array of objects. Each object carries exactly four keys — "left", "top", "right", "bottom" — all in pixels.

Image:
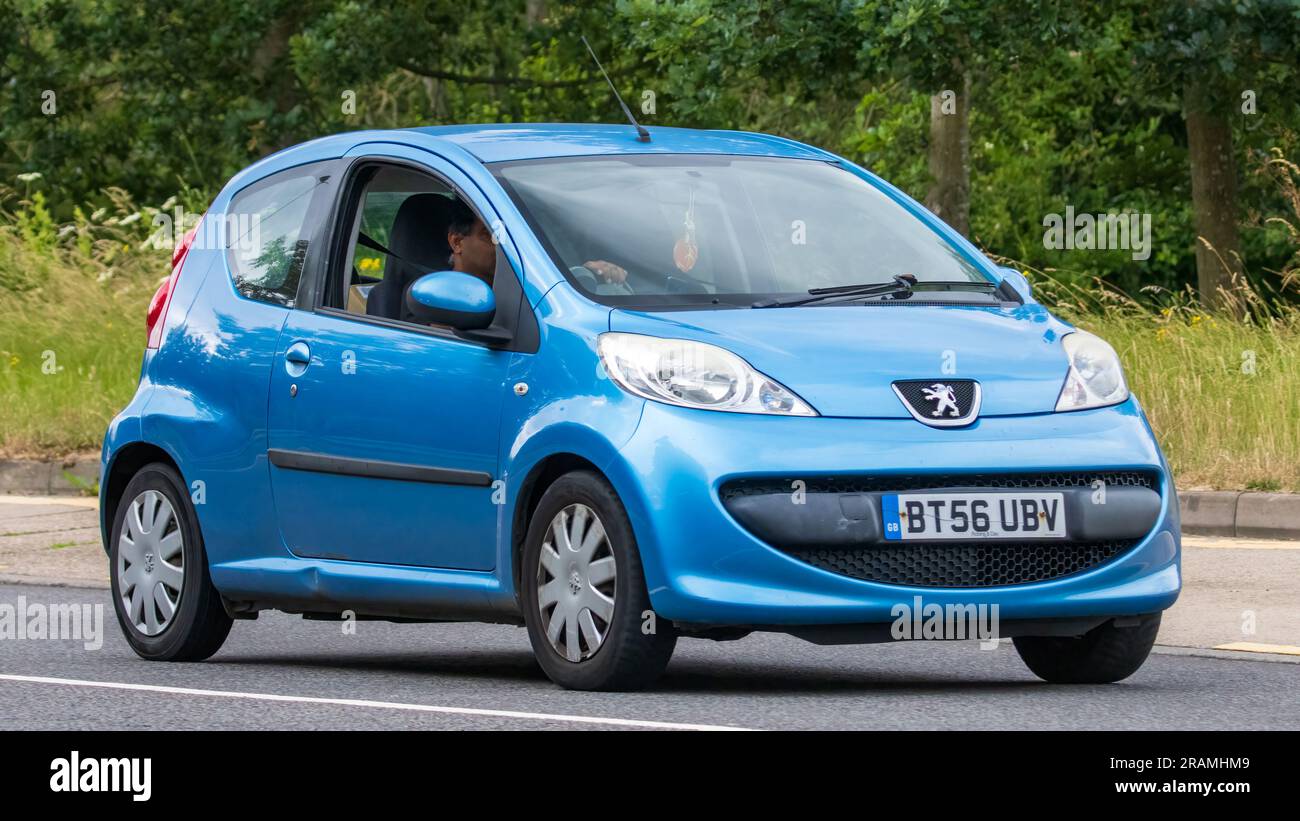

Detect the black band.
[{"left": 268, "top": 449, "right": 493, "bottom": 487}]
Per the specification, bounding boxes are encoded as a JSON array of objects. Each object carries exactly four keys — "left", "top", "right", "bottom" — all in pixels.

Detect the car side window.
[
  {"left": 331, "top": 165, "right": 495, "bottom": 328},
  {"left": 227, "top": 166, "right": 329, "bottom": 307},
  {"left": 336, "top": 168, "right": 457, "bottom": 318},
  {"left": 316, "top": 159, "right": 539, "bottom": 351}
]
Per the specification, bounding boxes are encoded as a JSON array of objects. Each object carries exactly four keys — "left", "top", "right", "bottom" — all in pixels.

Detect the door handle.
[
  {"left": 284, "top": 341, "right": 311, "bottom": 377},
  {"left": 285, "top": 342, "right": 311, "bottom": 365}
]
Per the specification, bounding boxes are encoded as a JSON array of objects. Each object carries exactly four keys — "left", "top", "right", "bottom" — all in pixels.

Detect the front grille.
[
  {"left": 720, "top": 472, "right": 1157, "bottom": 588},
  {"left": 720, "top": 471, "right": 1158, "bottom": 500},
  {"left": 783, "top": 540, "right": 1132, "bottom": 588}
]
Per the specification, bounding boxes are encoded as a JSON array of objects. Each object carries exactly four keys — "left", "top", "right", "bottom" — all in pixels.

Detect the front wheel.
[
  {"left": 1014, "top": 614, "right": 1161, "bottom": 684},
  {"left": 521, "top": 471, "right": 676, "bottom": 691}
]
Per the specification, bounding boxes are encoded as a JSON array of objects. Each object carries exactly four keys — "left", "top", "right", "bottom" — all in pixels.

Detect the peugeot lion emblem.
[
  {"left": 892, "top": 379, "right": 982, "bottom": 428},
  {"left": 922, "top": 383, "right": 960, "bottom": 418}
]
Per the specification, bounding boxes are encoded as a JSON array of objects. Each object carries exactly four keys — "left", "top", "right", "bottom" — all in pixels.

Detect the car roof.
[
  {"left": 405, "top": 123, "right": 831, "bottom": 163},
  {"left": 221, "top": 123, "right": 834, "bottom": 205}
]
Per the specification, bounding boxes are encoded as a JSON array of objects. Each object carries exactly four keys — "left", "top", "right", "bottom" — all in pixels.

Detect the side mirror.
[
  {"left": 997, "top": 266, "right": 1034, "bottom": 303},
  {"left": 405, "top": 271, "right": 496, "bottom": 330}
]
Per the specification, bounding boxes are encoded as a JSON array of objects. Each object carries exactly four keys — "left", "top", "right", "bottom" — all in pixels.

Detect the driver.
[{"left": 445, "top": 199, "right": 627, "bottom": 286}]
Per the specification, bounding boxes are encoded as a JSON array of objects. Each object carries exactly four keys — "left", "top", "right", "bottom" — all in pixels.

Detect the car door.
[{"left": 265, "top": 149, "right": 518, "bottom": 571}]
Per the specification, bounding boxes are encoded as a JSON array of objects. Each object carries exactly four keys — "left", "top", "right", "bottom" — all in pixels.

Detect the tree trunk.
[
  {"left": 1184, "top": 81, "right": 1244, "bottom": 311},
  {"left": 926, "top": 72, "right": 971, "bottom": 238},
  {"left": 251, "top": 14, "right": 305, "bottom": 152}
]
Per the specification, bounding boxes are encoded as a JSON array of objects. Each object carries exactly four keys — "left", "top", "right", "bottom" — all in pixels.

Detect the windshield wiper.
[
  {"left": 752, "top": 275, "right": 916, "bottom": 308},
  {"left": 752, "top": 276, "right": 999, "bottom": 308}
]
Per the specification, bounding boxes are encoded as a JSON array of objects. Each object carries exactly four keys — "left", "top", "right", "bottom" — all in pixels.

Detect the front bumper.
[{"left": 604, "top": 397, "right": 1181, "bottom": 626}]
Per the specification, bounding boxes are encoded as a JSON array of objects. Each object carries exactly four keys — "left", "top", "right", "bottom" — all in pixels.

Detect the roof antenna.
[{"left": 581, "top": 35, "right": 650, "bottom": 142}]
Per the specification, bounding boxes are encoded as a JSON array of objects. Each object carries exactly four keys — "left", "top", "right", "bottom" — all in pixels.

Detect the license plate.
[{"left": 882, "top": 492, "right": 1067, "bottom": 540}]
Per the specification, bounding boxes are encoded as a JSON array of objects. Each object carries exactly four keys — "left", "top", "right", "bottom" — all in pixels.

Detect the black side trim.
[{"left": 267, "top": 449, "right": 493, "bottom": 487}]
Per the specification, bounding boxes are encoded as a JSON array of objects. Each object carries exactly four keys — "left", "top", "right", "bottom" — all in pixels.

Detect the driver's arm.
[{"left": 582, "top": 259, "right": 628, "bottom": 284}]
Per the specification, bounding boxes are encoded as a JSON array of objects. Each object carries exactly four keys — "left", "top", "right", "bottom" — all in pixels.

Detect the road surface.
[{"left": 2, "top": 495, "right": 1297, "bottom": 730}]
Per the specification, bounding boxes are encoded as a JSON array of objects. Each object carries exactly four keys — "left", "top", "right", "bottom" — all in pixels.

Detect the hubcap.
[
  {"left": 117, "top": 490, "right": 184, "bottom": 636},
  {"left": 536, "top": 504, "right": 617, "bottom": 663}
]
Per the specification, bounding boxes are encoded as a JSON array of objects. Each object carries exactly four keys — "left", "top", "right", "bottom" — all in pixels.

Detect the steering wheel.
[{"left": 570, "top": 265, "right": 634, "bottom": 296}]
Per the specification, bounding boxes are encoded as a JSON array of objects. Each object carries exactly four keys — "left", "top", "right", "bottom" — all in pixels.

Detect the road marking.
[
  {"left": 1213, "top": 642, "right": 1300, "bottom": 656},
  {"left": 0, "top": 495, "right": 98, "bottom": 510},
  {"left": 1183, "top": 536, "right": 1300, "bottom": 550},
  {"left": 0, "top": 673, "right": 753, "bottom": 731}
]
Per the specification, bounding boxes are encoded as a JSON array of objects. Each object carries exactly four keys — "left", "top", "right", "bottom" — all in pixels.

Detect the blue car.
[{"left": 101, "top": 124, "right": 1180, "bottom": 691}]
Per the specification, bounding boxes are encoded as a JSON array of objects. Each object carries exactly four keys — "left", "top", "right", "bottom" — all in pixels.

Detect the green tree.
[
  {"left": 855, "top": 0, "right": 1080, "bottom": 238},
  {"left": 1127, "top": 0, "right": 1300, "bottom": 309},
  {"left": 0, "top": 0, "right": 634, "bottom": 214},
  {"left": 623, "top": 0, "right": 1077, "bottom": 239},
  {"left": 620, "top": 0, "right": 864, "bottom": 144}
]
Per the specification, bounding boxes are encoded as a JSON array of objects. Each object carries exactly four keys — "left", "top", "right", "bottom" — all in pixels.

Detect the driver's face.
[{"left": 450, "top": 218, "right": 496, "bottom": 281}]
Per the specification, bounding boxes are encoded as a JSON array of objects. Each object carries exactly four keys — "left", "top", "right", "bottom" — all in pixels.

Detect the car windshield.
[{"left": 491, "top": 154, "right": 991, "bottom": 308}]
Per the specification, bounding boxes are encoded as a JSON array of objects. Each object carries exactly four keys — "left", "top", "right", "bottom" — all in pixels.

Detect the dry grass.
[{"left": 0, "top": 211, "right": 165, "bottom": 457}]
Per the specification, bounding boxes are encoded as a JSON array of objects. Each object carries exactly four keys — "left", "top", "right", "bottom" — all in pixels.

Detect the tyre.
[
  {"left": 1013, "top": 614, "right": 1161, "bottom": 684},
  {"left": 521, "top": 470, "right": 676, "bottom": 691},
  {"left": 109, "top": 462, "right": 233, "bottom": 661}
]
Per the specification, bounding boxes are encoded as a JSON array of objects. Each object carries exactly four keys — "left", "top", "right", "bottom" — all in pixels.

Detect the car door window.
[
  {"left": 312, "top": 158, "right": 537, "bottom": 353},
  {"left": 332, "top": 166, "right": 461, "bottom": 321}
]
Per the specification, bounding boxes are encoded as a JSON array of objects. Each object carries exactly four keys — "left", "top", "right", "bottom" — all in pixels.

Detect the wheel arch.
[
  {"left": 509, "top": 452, "right": 606, "bottom": 605},
  {"left": 101, "top": 442, "right": 184, "bottom": 554}
]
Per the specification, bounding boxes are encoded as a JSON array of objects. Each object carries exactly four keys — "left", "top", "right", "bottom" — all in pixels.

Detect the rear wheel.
[
  {"left": 1013, "top": 614, "right": 1161, "bottom": 684},
  {"left": 521, "top": 471, "right": 676, "bottom": 691},
  {"left": 109, "top": 462, "right": 232, "bottom": 661}
]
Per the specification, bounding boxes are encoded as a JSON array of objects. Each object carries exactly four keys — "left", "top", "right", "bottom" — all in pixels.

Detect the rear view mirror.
[{"left": 405, "top": 271, "right": 496, "bottom": 330}]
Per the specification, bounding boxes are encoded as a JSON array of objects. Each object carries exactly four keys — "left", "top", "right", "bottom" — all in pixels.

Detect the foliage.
[
  {"left": 3, "top": 0, "right": 1300, "bottom": 486},
  {"left": 2, "top": 1, "right": 1299, "bottom": 299}
]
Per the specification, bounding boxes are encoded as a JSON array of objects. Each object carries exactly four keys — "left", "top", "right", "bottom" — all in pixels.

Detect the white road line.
[
  {"left": 0, "top": 495, "right": 99, "bottom": 510},
  {"left": 1151, "top": 645, "right": 1300, "bottom": 664},
  {"left": 1213, "top": 641, "right": 1300, "bottom": 656},
  {"left": 1183, "top": 535, "right": 1300, "bottom": 550},
  {"left": 0, "top": 673, "right": 753, "bottom": 731}
]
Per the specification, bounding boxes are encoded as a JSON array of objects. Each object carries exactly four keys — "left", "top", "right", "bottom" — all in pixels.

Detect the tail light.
[{"left": 147, "top": 219, "right": 201, "bottom": 349}]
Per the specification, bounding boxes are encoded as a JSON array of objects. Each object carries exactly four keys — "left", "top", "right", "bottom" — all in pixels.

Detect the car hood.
[{"left": 609, "top": 303, "right": 1077, "bottom": 418}]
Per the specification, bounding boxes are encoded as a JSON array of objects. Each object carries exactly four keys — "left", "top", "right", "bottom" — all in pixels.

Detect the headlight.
[
  {"left": 597, "top": 332, "right": 817, "bottom": 416},
  {"left": 1055, "top": 330, "right": 1129, "bottom": 411}
]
